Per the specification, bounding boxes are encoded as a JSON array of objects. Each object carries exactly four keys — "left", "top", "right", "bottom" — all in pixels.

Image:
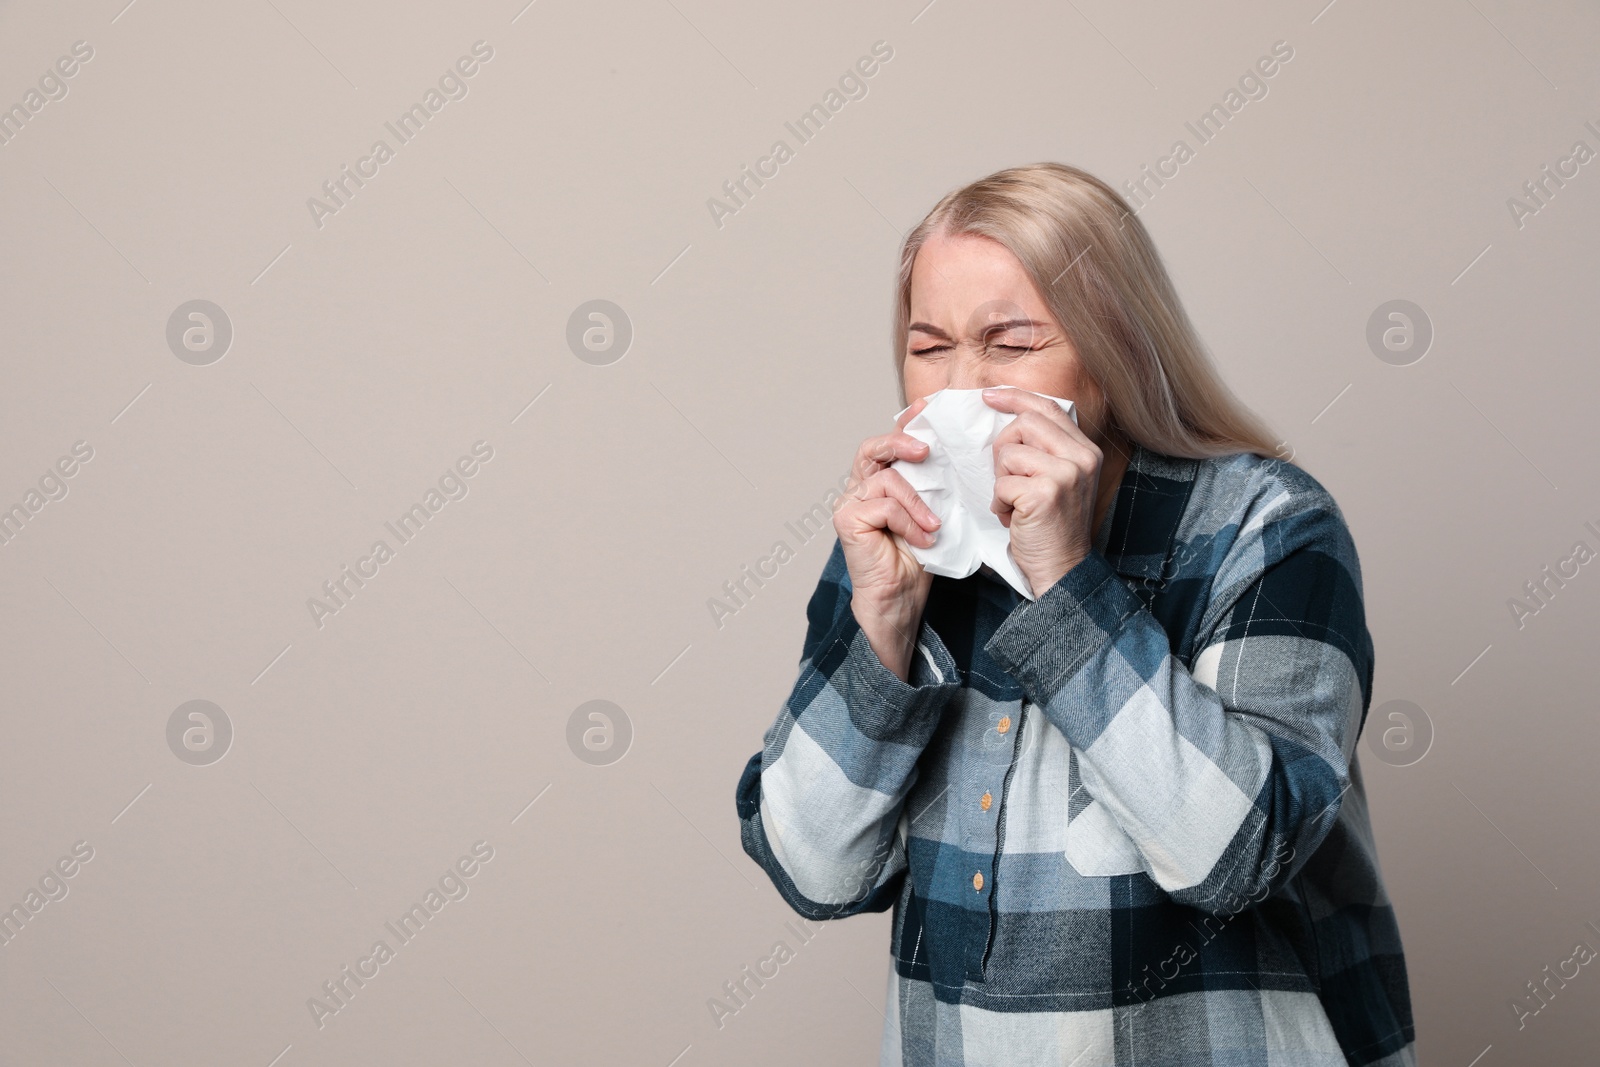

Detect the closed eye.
[{"left": 910, "top": 344, "right": 1030, "bottom": 355}]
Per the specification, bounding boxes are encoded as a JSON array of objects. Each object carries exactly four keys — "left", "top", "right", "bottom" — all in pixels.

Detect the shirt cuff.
[
  {"left": 819, "top": 607, "right": 964, "bottom": 745},
  {"left": 982, "top": 551, "right": 1144, "bottom": 721}
]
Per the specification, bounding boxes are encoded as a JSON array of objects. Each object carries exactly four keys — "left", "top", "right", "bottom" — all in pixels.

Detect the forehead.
[{"left": 909, "top": 231, "right": 1053, "bottom": 322}]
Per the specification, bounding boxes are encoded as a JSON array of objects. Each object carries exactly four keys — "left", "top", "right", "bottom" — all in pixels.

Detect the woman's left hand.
[{"left": 982, "top": 386, "right": 1104, "bottom": 597}]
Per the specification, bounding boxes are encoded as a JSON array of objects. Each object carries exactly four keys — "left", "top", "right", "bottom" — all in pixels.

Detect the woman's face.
[{"left": 903, "top": 230, "right": 1113, "bottom": 446}]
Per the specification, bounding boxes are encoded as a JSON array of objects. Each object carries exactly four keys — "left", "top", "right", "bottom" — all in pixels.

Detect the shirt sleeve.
[
  {"left": 736, "top": 537, "right": 964, "bottom": 921},
  {"left": 982, "top": 469, "right": 1373, "bottom": 913}
]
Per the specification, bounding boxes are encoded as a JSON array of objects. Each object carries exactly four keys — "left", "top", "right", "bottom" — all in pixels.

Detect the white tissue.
[{"left": 889, "top": 386, "right": 1077, "bottom": 601}]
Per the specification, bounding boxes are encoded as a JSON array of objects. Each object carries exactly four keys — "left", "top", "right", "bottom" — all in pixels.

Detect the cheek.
[
  {"left": 902, "top": 360, "right": 938, "bottom": 396},
  {"left": 1063, "top": 376, "right": 1109, "bottom": 432},
  {"left": 1033, "top": 360, "right": 1092, "bottom": 406},
  {"left": 1073, "top": 377, "right": 1104, "bottom": 410}
]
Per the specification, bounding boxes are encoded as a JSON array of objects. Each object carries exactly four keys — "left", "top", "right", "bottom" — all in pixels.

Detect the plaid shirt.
[{"left": 736, "top": 443, "right": 1415, "bottom": 1066}]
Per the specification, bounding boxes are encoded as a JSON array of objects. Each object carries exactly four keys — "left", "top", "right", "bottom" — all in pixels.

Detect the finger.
[
  {"left": 988, "top": 381, "right": 1088, "bottom": 431},
  {"left": 979, "top": 384, "right": 1061, "bottom": 417},
  {"left": 854, "top": 430, "right": 932, "bottom": 484},
  {"left": 992, "top": 409, "right": 1094, "bottom": 460},
  {"left": 991, "top": 466, "right": 1085, "bottom": 527},
  {"left": 894, "top": 395, "right": 931, "bottom": 432},
  {"left": 878, "top": 467, "right": 942, "bottom": 530},
  {"left": 994, "top": 428, "right": 1099, "bottom": 483},
  {"left": 841, "top": 495, "right": 939, "bottom": 547},
  {"left": 993, "top": 441, "right": 1081, "bottom": 481},
  {"left": 991, "top": 472, "right": 1040, "bottom": 521},
  {"left": 991, "top": 445, "right": 1099, "bottom": 531},
  {"left": 844, "top": 397, "right": 933, "bottom": 492},
  {"left": 847, "top": 467, "right": 942, "bottom": 531},
  {"left": 982, "top": 385, "right": 1089, "bottom": 434},
  {"left": 984, "top": 387, "right": 1096, "bottom": 463}
]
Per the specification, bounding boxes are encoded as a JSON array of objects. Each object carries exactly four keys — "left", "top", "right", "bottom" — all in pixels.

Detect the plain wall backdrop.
[{"left": 2, "top": 0, "right": 1598, "bottom": 1063}]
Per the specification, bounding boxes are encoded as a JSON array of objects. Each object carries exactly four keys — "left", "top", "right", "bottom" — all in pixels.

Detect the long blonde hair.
[{"left": 894, "top": 162, "right": 1286, "bottom": 462}]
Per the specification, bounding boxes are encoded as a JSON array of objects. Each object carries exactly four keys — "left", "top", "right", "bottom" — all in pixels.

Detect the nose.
[{"left": 943, "top": 342, "right": 1006, "bottom": 391}]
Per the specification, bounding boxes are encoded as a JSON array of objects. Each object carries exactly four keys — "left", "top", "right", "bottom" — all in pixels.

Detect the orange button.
[
  {"left": 972, "top": 872, "right": 984, "bottom": 891},
  {"left": 980, "top": 791, "right": 993, "bottom": 811},
  {"left": 997, "top": 716, "right": 1011, "bottom": 734}
]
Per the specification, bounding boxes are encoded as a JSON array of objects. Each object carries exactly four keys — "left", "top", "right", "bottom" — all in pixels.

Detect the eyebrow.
[{"left": 908, "top": 319, "right": 1049, "bottom": 340}]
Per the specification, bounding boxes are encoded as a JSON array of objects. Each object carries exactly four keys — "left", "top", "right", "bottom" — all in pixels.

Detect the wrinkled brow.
[{"left": 908, "top": 319, "right": 1050, "bottom": 341}]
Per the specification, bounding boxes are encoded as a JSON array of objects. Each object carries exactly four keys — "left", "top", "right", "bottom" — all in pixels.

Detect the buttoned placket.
[
  {"left": 972, "top": 711, "right": 1011, "bottom": 879},
  {"left": 963, "top": 696, "right": 1029, "bottom": 982}
]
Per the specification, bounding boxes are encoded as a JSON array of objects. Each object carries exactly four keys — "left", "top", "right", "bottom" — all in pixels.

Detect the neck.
[{"left": 1092, "top": 434, "right": 1133, "bottom": 538}]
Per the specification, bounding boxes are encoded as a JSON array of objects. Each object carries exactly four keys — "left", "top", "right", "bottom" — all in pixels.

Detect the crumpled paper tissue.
[{"left": 889, "top": 386, "right": 1076, "bottom": 600}]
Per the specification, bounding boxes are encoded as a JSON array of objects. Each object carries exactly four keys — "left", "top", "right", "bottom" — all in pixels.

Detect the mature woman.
[{"left": 734, "top": 163, "right": 1414, "bottom": 1066}]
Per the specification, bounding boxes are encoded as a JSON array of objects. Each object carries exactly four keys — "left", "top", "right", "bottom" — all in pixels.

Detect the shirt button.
[
  {"left": 997, "top": 715, "right": 1011, "bottom": 734},
  {"left": 972, "top": 872, "right": 984, "bottom": 891},
  {"left": 980, "top": 791, "right": 993, "bottom": 811}
]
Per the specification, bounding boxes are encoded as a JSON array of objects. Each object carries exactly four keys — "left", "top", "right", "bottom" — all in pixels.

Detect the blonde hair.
[{"left": 893, "top": 162, "right": 1286, "bottom": 462}]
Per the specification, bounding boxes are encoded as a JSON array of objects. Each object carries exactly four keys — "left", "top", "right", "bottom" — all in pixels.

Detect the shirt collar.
[{"left": 1092, "top": 441, "right": 1200, "bottom": 584}]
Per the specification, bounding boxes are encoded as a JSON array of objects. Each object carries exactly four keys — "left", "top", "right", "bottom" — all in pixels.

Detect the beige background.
[{"left": 1, "top": 0, "right": 1597, "bottom": 1063}]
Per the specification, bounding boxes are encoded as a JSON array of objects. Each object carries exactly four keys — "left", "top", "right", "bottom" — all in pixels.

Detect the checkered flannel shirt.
[{"left": 736, "top": 443, "right": 1415, "bottom": 1066}]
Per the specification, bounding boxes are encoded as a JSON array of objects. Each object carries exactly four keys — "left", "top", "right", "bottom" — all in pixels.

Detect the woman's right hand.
[{"left": 832, "top": 397, "right": 944, "bottom": 680}]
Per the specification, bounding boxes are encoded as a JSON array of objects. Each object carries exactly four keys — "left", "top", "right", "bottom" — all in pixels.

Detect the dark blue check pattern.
[{"left": 736, "top": 443, "right": 1415, "bottom": 1066}]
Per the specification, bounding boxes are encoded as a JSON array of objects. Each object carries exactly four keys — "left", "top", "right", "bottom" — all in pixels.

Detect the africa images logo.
[
  {"left": 306, "top": 841, "right": 495, "bottom": 1029},
  {"left": 305, "top": 41, "right": 495, "bottom": 230}
]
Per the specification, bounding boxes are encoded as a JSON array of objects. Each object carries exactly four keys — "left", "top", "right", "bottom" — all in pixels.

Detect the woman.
[{"left": 734, "top": 162, "right": 1414, "bottom": 1066}]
